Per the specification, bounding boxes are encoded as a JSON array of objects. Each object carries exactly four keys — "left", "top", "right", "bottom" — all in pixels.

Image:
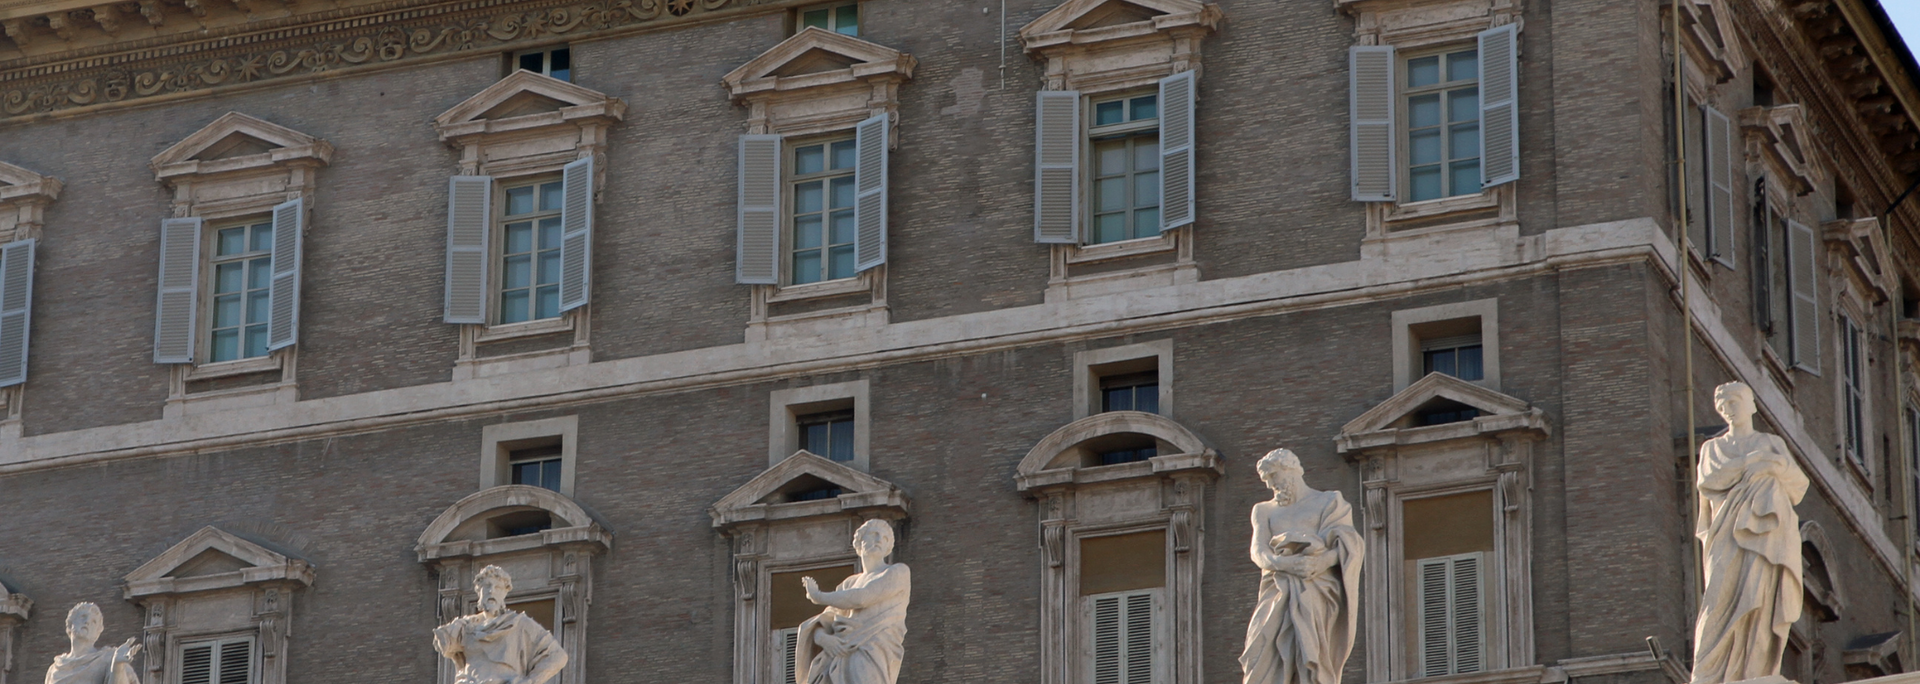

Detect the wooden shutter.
[
  {"left": 1034, "top": 90, "right": 1081, "bottom": 243},
  {"left": 180, "top": 642, "right": 215, "bottom": 684},
  {"left": 1123, "top": 593, "right": 1153, "bottom": 684},
  {"left": 737, "top": 135, "right": 783, "bottom": 284},
  {"left": 776, "top": 628, "right": 798, "bottom": 684},
  {"left": 1418, "top": 553, "right": 1487, "bottom": 677},
  {"left": 1450, "top": 554, "right": 1485, "bottom": 674},
  {"left": 1091, "top": 594, "right": 1122, "bottom": 684},
  {"left": 217, "top": 640, "right": 251, "bottom": 684},
  {"left": 1160, "top": 71, "right": 1197, "bottom": 231},
  {"left": 559, "top": 156, "right": 594, "bottom": 311},
  {"left": 853, "top": 113, "right": 889, "bottom": 272},
  {"left": 1788, "top": 218, "right": 1821, "bottom": 373},
  {"left": 182, "top": 638, "right": 251, "bottom": 684},
  {"left": 266, "top": 198, "right": 303, "bottom": 351},
  {"left": 0, "top": 239, "right": 34, "bottom": 387},
  {"left": 444, "top": 176, "right": 492, "bottom": 324},
  {"left": 154, "top": 217, "right": 203, "bottom": 363},
  {"left": 1418, "top": 557, "right": 1451, "bottom": 677},
  {"left": 1350, "top": 46, "right": 1397, "bottom": 201},
  {"left": 1088, "top": 591, "right": 1154, "bottom": 684},
  {"left": 1703, "top": 105, "right": 1735, "bottom": 266},
  {"left": 1478, "top": 24, "right": 1520, "bottom": 187}
]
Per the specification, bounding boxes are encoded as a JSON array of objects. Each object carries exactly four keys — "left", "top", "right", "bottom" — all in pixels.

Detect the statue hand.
[
  {"left": 113, "top": 638, "right": 141, "bottom": 663},
  {"left": 802, "top": 576, "right": 824, "bottom": 603}
]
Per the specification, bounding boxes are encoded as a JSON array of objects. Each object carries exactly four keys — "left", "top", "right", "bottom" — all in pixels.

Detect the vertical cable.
[{"left": 1673, "top": 0, "right": 1702, "bottom": 619}]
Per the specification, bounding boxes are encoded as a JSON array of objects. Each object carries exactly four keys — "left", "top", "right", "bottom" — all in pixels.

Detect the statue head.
[
  {"left": 852, "top": 519, "right": 895, "bottom": 560},
  {"left": 1713, "top": 381, "right": 1756, "bottom": 424},
  {"left": 65, "top": 602, "right": 103, "bottom": 645},
  {"left": 473, "top": 565, "right": 513, "bottom": 615},
  {"left": 1257, "top": 448, "right": 1307, "bottom": 504}
]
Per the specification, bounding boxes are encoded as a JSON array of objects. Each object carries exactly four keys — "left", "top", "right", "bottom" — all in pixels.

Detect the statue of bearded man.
[
  {"left": 433, "top": 565, "right": 568, "bottom": 684},
  {"left": 1240, "top": 448, "right": 1363, "bottom": 684}
]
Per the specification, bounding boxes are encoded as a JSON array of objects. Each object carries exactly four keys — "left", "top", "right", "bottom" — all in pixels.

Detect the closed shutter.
[
  {"left": 1418, "top": 553, "right": 1487, "bottom": 677},
  {"left": 0, "top": 239, "right": 33, "bottom": 387},
  {"left": 1450, "top": 554, "right": 1485, "bottom": 674},
  {"left": 737, "top": 135, "right": 783, "bottom": 284},
  {"left": 1088, "top": 590, "right": 1156, "bottom": 684},
  {"left": 1478, "top": 24, "right": 1520, "bottom": 187},
  {"left": 1159, "top": 71, "right": 1197, "bottom": 231},
  {"left": 559, "top": 156, "right": 594, "bottom": 311},
  {"left": 1703, "top": 105, "right": 1735, "bottom": 266},
  {"left": 154, "top": 217, "right": 203, "bottom": 363},
  {"left": 217, "top": 639, "right": 251, "bottom": 684},
  {"left": 1349, "top": 46, "right": 1396, "bottom": 201},
  {"left": 180, "top": 642, "right": 215, "bottom": 684},
  {"left": 1035, "top": 91, "right": 1082, "bottom": 243},
  {"left": 853, "top": 113, "right": 889, "bottom": 271},
  {"left": 266, "top": 198, "right": 302, "bottom": 351},
  {"left": 1788, "top": 218, "right": 1821, "bottom": 374},
  {"left": 775, "top": 627, "right": 798, "bottom": 684},
  {"left": 444, "top": 176, "right": 492, "bottom": 324},
  {"left": 180, "top": 638, "right": 252, "bottom": 684}
]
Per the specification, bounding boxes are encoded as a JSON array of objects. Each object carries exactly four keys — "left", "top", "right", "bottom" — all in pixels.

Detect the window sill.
[
  {"left": 1760, "top": 343, "right": 1795, "bottom": 389},
  {"left": 183, "top": 354, "right": 281, "bottom": 381},
  {"left": 1066, "top": 232, "right": 1177, "bottom": 265},
  {"left": 474, "top": 315, "right": 574, "bottom": 343},
  {"left": 766, "top": 273, "right": 872, "bottom": 303}
]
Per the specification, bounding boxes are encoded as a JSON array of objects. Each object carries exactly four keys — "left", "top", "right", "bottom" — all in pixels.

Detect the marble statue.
[
  {"left": 44, "top": 603, "right": 139, "bottom": 684},
  {"left": 796, "top": 519, "right": 911, "bottom": 684},
  {"left": 1691, "top": 381, "right": 1809, "bottom": 684},
  {"left": 1240, "top": 448, "right": 1363, "bottom": 684},
  {"left": 433, "top": 565, "right": 568, "bottom": 684}
]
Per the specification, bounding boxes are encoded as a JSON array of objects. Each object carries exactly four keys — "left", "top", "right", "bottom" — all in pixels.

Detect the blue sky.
[{"left": 1891, "top": 2, "right": 1920, "bottom": 54}]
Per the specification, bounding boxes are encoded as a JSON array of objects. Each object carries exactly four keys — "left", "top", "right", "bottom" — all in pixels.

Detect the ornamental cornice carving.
[{"left": 0, "top": 0, "right": 812, "bottom": 122}]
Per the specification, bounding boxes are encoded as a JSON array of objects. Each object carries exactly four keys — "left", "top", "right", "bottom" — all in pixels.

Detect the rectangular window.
[
  {"left": 178, "top": 636, "right": 253, "bottom": 684},
  {"left": 797, "top": 409, "right": 855, "bottom": 462},
  {"left": 1403, "top": 48, "right": 1481, "bottom": 202},
  {"left": 1087, "top": 94, "right": 1161, "bottom": 244},
  {"left": 1421, "top": 334, "right": 1484, "bottom": 382},
  {"left": 1085, "top": 591, "right": 1155, "bottom": 684},
  {"left": 1100, "top": 371, "right": 1160, "bottom": 414},
  {"left": 1416, "top": 552, "right": 1486, "bottom": 677},
  {"left": 207, "top": 219, "right": 274, "bottom": 363},
  {"left": 498, "top": 178, "right": 565, "bottom": 324},
  {"left": 512, "top": 46, "right": 572, "bottom": 82},
  {"left": 508, "top": 443, "right": 564, "bottom": 492},
  {"left": 789, "top": 138, "right": 859, "bottom": 284},
  {"left": 796, "top": 2, "right": 859, "bottom": 36},
  {"left": 1842, "top": 316, "right": 1866, "bottom": 468},
  {"left": 509, "top": 597, "right": 558, "bottom": 632}
]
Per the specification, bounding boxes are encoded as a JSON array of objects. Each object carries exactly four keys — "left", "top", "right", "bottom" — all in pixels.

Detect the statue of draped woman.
[
  {"left": 44, "top": 603, "right": 139, "bottom": 684},
  {"left": 1241, "top": 448, "right": 1363, "bottom": 684},
  {"left": 796, "top": 519, "right": 911, "bottom": 684},
  {"left": 1692, "top": 382, "right": 1808, "bottom": 684}
]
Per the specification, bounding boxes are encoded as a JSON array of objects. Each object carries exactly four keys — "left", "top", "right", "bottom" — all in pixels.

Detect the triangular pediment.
[
  {"left": 0, "top": 160, "right": 61, "bottom": 204},
  {"left": 435, "top": 70, "right": 625, "bottom": 129},
  {"left": 723, "top": 27, "right": 914, "bottom": 91},
  {"left": 1022, "top": 0, "right": 1204, "bottom": 36},
  {"left": 150, "top": 113, "right": 330, "bottom": 171},
  {"left": 1340, "top": 373, "right": 1540, "bottom": 438},
  {"left": 123, "top": 526, "right": 313, "bottom": 598},
  {"left": 710, "top": 451, "right": 910, "bottom": 528}
]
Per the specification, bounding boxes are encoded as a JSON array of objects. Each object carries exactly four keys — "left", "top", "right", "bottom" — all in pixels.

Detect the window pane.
[
  {"left": 795, "top": 145, "right": 825, "bottom": 175},
  {"left": 519, "top": 52, "right": 543, "bottom": 73},
  {"left": 542, "top": 459, "right": 562, "bottom": 490},
  {"left": 829, "top": 245, "right": 855, "bottom": 279},
  {"left": 793, "top": 251, "right": 821, "bottom": 284},
  {"left": 550, "top": 48, "right": 571, "bottom": 76},
  {"left": 536, "top": 285, "right": 559, "bottom": 319},
  {"left": 1133, "top": 172, "right": 1160, "bottom": 209},
  {"left": 551, "top": 66, "right": 570, "bottom": 82},
  {"left": 1410, "top": 166, "right": 1442, "bottom": 201},
  {"left": 539, "top": 220, "right": 562, "bottom": 251},
  {"left": 831, "top": 140, "right": 857, "bottom": 170},
  {"left": 1096, "top": 141, "right": 1127, "bottom": 176},
  {"left": 1409, "top": 94, "right": 1441, "bottom": 128},
  {"left": 1449, "top": 160, "right": 1481, "bottom": 196},
  {"left": 1447, "top": 50, "right": 1478, "bottom": 82},
  {"left": 217, "top": 228, "right": 246, "bottom": 256},
  {"left": 804, "top": 422, "right": 828, "bottom": 454},
  {"left": 248, "top": 257, "right": 272, "bottom": 289},
  {"left": 830, "top": 176, "right": 856, "bottom": 209},
  {"left": 1425, "top": 348, "right": 1456, "bottom": 376},
  {"left": 1093, "top": 213, "right": 1126, "bottom": 244},
  {"left": 1095, "top": 177, "right": 1127, "bottom": 212},
  {"left": 1132, "top": 139, "right": 1160, "bottom": 172},
  {"left": 795, "top": 181, "right": 823, "bottom": 213},
  {"left": 246, "top": 291, "right": 269, "bottom": 324},
  {"left": 828, "top": 210, "right": 856, "bottom": 246},
  {"left": 511, "top": 460, "right": 537, "bottom": 486},
  {"left": 506, "top": 223, "right": 533, "bottom": 254},
  {"left": 829, "top": 419, "right": 854, "bottom": 461},
  {"left": 1133, "top": 208, "right": 1160, "bottom": 237},
  {"left": 1130, "top": 95, "right": 1158, "bottom": 121},
  {"left": 1408, "top": 56, "right": 1440, "bottom": 87},
  {"left": 1456, "top": 346, "right": 1484, "bottom": 381},
  {"left": 540, "top": 182, "right": 564, "bottom": 212},
  {"left": 802, "top": 9, "right": 829, "bottom": 29},
  {"left": 1447, "top": 88, "right": 1479, "bottom": 123},
  {"left": 1104, "top": 387, "right": 1133, "bottom": 412},
  {"left": 244, "top": 324, "right": 268, "bottom": 358},
  {"left": 1095, "top": 101, "right": 1125, "bottom": 126},
  {"left": 835, "top": 4, "right": 858, "bottom": 34},
  {"left": 250, "top": 224, "right": 273, "bottom": 252},
  {"left": 1410, "top": 129, "right": 1442, "bottom": 165},
  {"left": 538, "top": 251, "right": 560, "bottom": 285},
  {"left": 215, "top": 262, "right": 244, "bottom": 294},
  {"left": 506, "top": 186, "right": 535, "bottom": 216},
  {"left": 795, "top": 215, "right": 823, "bottom": 249},
  {"left": 211, "top": 328, "right": 239, "bottom": 362},
  {"left": 503, "top": 254, "right": 532, "bottom": 289},
  {"left": 500, "top": 290, "right": 529, "bottom": 323},
  {"left": 213, "top": 293, "right": 242, "bottom": 327},
  {"left": 1449, "top": 124, "right": 1480, "bottom": 162},
  {"left": 1135, "top": 385, "right": 1159, "bottom": 414}
]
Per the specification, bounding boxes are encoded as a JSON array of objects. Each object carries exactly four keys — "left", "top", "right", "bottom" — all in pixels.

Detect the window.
[
  {"left": 1393, "top": 299, "right": 1499, "bottom": 391},
  {"left": 1908, "top": 407, "right": 1919, "bottom": 538},
  {"left": 1075, "top": 341, "right": 1173, "bottom": 420},
  {"left": 1097, "top": 436, "right": 1158, "bottom": 466},
  {"left": 206, "top": 219, "right": 274, "bottom": 363},
  {"left": 1079, "top": 531, "right": 1164, "bottom": 684},
  {"left": 497, "top": 178, "right": 565, "bottom": 325},
  {"left": 1401, "top": 491, "right": 1492, "bottom": 678},
  {"left": 796, "top": 2, "right": 858, "bottom": 36},
  {"left": 479, "top": 416, "right": 578, "bottom": 496},
  {"left": 1087, "top": 93, "right": 1161, "bottom": 244},
  {"left": 509, "top": 597, "right": 557, "bottom": 631},
  {"left": 1755, "top": 200, "right": 1788, "bottom": 354},
  {"left": 1420, "top": 333, "right": 1483, "bottom": 382},
  {"left": 512, "top": 46, "right": 572, "bottom": 82},
  {"left": 178, "top": 635, "right": 254, "bottom": 684},
  {"left": 788, "top": 138, "right": 859, "bottom": 284},
  {"left": 509, "top": 442, "right": 564, "bottom": 492},
  {"left": 797, "top": 408, "right": 855, "bottom": 462},
  {"left": 1101, "top": 371, "right": 1159, "bottom": 413},
  {"left": 769, "top": 380, "right": 871, "bottom": 470},
  {"left": 1403, "top": 47, "right": 1480, "bottom": 202},
  {"left": 1841, "top": 315, "right": 1866, "bottom": 468}
]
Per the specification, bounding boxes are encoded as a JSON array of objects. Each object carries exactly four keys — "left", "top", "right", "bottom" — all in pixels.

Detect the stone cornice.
[{"left": 0, "top": 0, "right": 811, "bottom": 122}]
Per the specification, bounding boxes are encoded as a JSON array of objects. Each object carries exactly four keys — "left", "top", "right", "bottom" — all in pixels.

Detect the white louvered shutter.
[
  {"left": 1087, "top": 591, "right": 1155, "bottom": 684},
  {"left": 0, "top": 239, "right": 34, "bottom": 387},
  {"left": 1450, "top": 554, "right": 1485, "bottom": 674},
  {"left": 854, "top": 113, "right": 889, "bottom": 272},
  {"left": 1350, "top": 46, "right": 1397, "bottom": 201},
  {"left": 445, "top": 176, "right": 492, "bottom": 324},
  {"left": 1035, "top": 91, "right": 1082, "bottom": 243},
  {"left": 1418, "top": 558, "right": 1451, "bottom": 677},
  {"left": 1091, "top": 594, "right": 1121, "bottom": 684},
  {"left": 180, "top": 642, "right": 215, "bottom": 684},
  {"left": 1160, "top": 71, "right": 1197, "bottom": 231},
  {"left": 1478, "top": 24, "right": 1520, "bottom": 187},
  {"left": 559, "top": 156, "right": 594, "bottom": 311},
  {"left": 217, "top": 639, "right": 252, "bottom": 684},
  {"left": 737, "top": 135, "right": 783, "bottom": 284},
  {"left": 1788, "top": 218, "right": 1821, "bottom": 373},
  {"left": 1703, "top": 105, "right": 1735, "bottom": 266},
  {"left": 266, "top": 198, "right": 303, "bottom": 351},
  {"left": 181, "top": 637, "right": 252, "bottom": 684},
  {"left": 776, "top": 628, "right": 798, "bottom": 684},
  {"left": 1123, "top": 593, "right": 1153, "bottom": 684},
  {"left": 1418, "top": 553, "right": 1487, "bottom": 677},
  {"left": 154, "top": 217, "right": 203, "bottom": 363}
]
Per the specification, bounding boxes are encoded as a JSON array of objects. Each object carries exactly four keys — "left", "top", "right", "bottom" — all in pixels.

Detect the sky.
[{"left": 1891, "top": 2, "right": 1920, "bottom": 55}]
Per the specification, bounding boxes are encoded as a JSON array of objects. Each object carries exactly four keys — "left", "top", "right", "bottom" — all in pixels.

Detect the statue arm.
[
  {"left": 432, "top": 622, "right": 466, "bottom": 669},
  {"left": 1249, "top": 503, "right": 1280, "bottom": 571},
  {"left": 522, "top": 626, "right": 569, "bottom": 684},
  {"left": 810, "top": 565, "right": 909, "bottom": 611}
]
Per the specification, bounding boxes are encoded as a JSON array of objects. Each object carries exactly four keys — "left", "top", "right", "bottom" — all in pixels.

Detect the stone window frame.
[
  {"left": 1014, "top": 410, "right": 1220, "bottom": 684},
  {"left": 432, "top": 70, "right": 626, "bottom": 381},
  {"left": 0, "top": 161, "right": 58, "bottom": 428},
  {"left": 1823, "top": 217, "right": 1888, "bottom": 487},
  {"left": 1072, "top": 339, "right": 1173, "bottom": 420},
  {"left": 1391, "top": 298, "right": 1501, "bottom": 392},
  {"left": 0, "top": 579, "right": 27, "bottom": 684},
  {"left": 1336, "top": 373, "right": 1547, "bottom": 684},
  {"left": 791, "top": 1, "right": 861, "bottom": 37},
  {"left": 1019, "top": 0, "right": 1220, "bottom": 303},
  {"left": 149, "top": 112, "right": 329, "bottom": 419},
  {"left": 416, "top": 485, "right": 612, "bottom": 684},
  {"left": 121, "top": 526, "right": 316, "bottom": 684},
  {"left": 768, "top": 379, "right": 871, "bottom": 471},
  {"left": 479, "top": 415, "right": 579, "bottom": 497}
]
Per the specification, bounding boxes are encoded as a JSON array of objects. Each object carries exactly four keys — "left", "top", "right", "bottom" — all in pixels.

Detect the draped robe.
[
  {"left": 433, "top": 610, "right": 568, "bottom": 684},
  {"left": 795, "top": 563, "right": 911, "bottom": 684},
  {"left": 1240, "top": 489, "right": 1364, "bottom": 684},
  {"left": 1691, "top": 430, "right": 1808, "bottom": 684},
  {"left": 44, "top": 648, "right": 138, "bottom": 684}
]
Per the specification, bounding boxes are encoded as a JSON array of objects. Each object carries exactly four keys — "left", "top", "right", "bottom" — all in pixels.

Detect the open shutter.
[
  {"left": 1478, "top": 24, "right": 1520, "bottom": 187},
  {"left": 180, "top": 643, "right": 215, "bottom": 684},
  {"left": 217, "top": 640, "right": 252, "bottom": 684},
  {"left": 1703, "top": 105, "right": 1735, "bottom": 266},
  {"left": 266, "top": 198, "right": 303, "bottom": 351},
  {"left": 0, "top": 239, "right": 34, "bottom": 387},
  {"left": 1417, "top": 557, "right": 1452, "bottom": 677},
  {"left": 1091, "top": 594, "right": 1122, "bottom": 684},
  {"left": 1160, "top": 71, "right": 1197, "bottom": 231},
  {"left": 737, "top": 135, "right": 783, "bottom": 284},
  {"left": 854, "top": 113, "right": 889, "bottom": 271},
  {"left": 559, "top": 156, "right": 594, "bottom": 311},
  {"left": 445, "top": 176, "right": 492, "bottom": 324},
  {"left": 1350, "top": 46, "right": 1397, "bottom": 201},
  {"left": 1035, "top": 91, "right": 1082, "bottom": 243},
  {"left": 154, "top": 217, "right": 203, "bottom": 363},
  {"left": 1450, "top": 554, "right": 1485, "bottom": 674},
  {"left": 1788, "top": 218, "right": 1821, "bottom": 373}
]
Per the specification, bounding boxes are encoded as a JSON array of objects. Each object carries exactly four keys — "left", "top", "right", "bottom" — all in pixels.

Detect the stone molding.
[
  {"left": 1822, "top": 216, "right": 1891, "bottom": 305},
  {"left": 0, "top": 160, "right": 60, "bottom": 242},
  {"left": 722, "top": 26, "right": 914, "bottom": 138},
  {"left": 122, "top": 525, "right": 315, "bottom": 598},
  {"left": 415, "top": 484, "right": 612, "bottom": 561},
  {"left": 1678, "top": 0, "right": 1744, "bottom": 85},
  {"left": 710, "top": 449, "right": 909, "bottom": 530},
  {"left": 1019, "top": 0, "right": 1219, "bottom": 94},
  {"left": 151, "top": 111, "right": 333, "bottom": 181},
  {"left": 123, "top": 526, "right": 314, "bottom": 684},
  {"left": 1014, "top": 410, "right": 1214, "bottom": 490},
  {"left": 0, "top": 580, "right": 25, "bottom": 684},
  {"left": 1336, "top": 371, "right": 1548, "bottom": 453},
  {"left": 1741, "top": 104, "right": 1829, "bottom": 197}
]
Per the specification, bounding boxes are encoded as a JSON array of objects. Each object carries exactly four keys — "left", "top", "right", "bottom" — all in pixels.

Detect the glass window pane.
[
  {"left": 511, "top": 460, "right": 536, "bottom": 485},
  {"left": 830, "top": 419, "right": 854, "bottom": 461},
  {"left": 536, "top": 285, "right": 559, "bottom": 319},
  {"left": 551, "top": 66, "right": 570, "bottom": 82},
  {"left": 505, "top": 223, "right": 533, "bottom": 254},
  {"left": 1457, "top": 346, "right": 1484, "bottom": 381},
  {"left": 1425, "top": 349, "right": 1455, "bottom": 376},
  {"left": 1449, "top": 160, "right": 1481, "bottom": 196},
  {"left": 1096, "top": 178, "right": 1127, "bottom": 212},
  {"left": 1449, "top": 124, "right": 1480, "bottom": 162},
  {"left": 830, "top": 176, "right": 856, "bottom": 209},
  {"left": 1096, "top": 142, "right": 1127, "bottom": 177},
  {"left": 1135, "top": 385, "right": 1159, "bottom": 414},
  {"left": 506, "top": 186, "right": 535, "bottom": 216},
  {"left": 828, "top": 210, "right": 856, "bottom": 246},
  {"left": 795, "top": 145, "right": 825, "bottom": 175},
  {"left": 1133, "top": 139, "right": 1159, "bottom": 172},
  {"left": 1448, "top": 88, "right": 1480, "bottom": 123},
  {"left": 215, "top": 263, "right": 244, "bottom": 294},
  {"left": 1410, "top": 129, "right": 1442, "bottom": 165},
  {"left": 1133, "top": 208, "right": 1160, "bottom": 237},
  {"left": 835, "top": 4, "right": 858, "bottom": 34},
  {"left": 504, "top": 254, "right": 532, "bottom": 289},
  {"left": 519, "top": 52, "right": 543, "bottom": 73},
  {"left": 1103, "top": 387, "right": 1132, "bottom": 412},
  {"left": 540, "top": 182, "right": 564, "bottom": 212},
  {"left": 539, "top": 218, "right": 563, "bottom": 249},
  {"left": 795, "top": 181, "right": 824, "bottom": 213},
  {"left": 1093, "top": 213, "right": 1126, "bottom": 244},
  {"left": 1408, "top": 56, "right": 1440, "bottom": 87},
  {"left": 1130, "top": 95, "right": 1158, "bottom": 121},
  {"left": 1409, "top": 94, "right": 1441, "bottom": 128},
  {"left": 550, "top": 48, "right": 571, "bottom": 76},
  {"left": 1095, "top": 101, "right": 1125, "bottom": 126},
  {"left": 831, "top": 140, "right": 857, "bottom": 170},
  {"left": 1447, "top": 50, "right": 1478, "bottom": 82},
  {"left": 794, "top": 215, "right": 823, "bottom": 249},
  {"left": 538, "top": 252, "right": 560, "bottom": 285},
  {"left": 217, "top": 228, "right": 246, "bottom": 256},
  {"left": 802, "top": 9, "right": 829, "bottom": 29},
  {"left": 1134, "top": 171, "right": 1160, "bottom": 209},
  {"left": 248, "top": 258, "right": 272, "bottom": 289},
  {"left": 793, "top": 251, "right": 822, "bottom": 284},
  {"left": 244, "top": 324, "right": 268, "bottom": 358},
  {"left": 500, "top": 290, "right": 530, "bottom": 323},
  {"left": 542, "top": 460, "right": 562, "bottom": 490},
  {"left": 250, "top": 225, "right": 273, "bottom": 252},
  {"left": 211, "top": 328, "right": 239, "bottom": 362},
  {"left": 1410, "top": 166, "right": 1442, "bottom": 201},
  {"left": 246, "top": 291, "right": 269, "bottom": 324},
  {"left": 829, "top": 245, "right": 855, "bottom": 280},
  {"left": 213, "top": 293, "right": 242, "bottom": 327}
]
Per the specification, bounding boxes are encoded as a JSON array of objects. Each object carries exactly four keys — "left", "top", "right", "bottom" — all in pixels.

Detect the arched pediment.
[
  {"left": 722, "top": 27, "right": 916, "bottom": 100},
  {"left": 710, "top": 450, "right": 909, "bottom": 530},
  {"left": 1014, "top": 411, "right": 1217, "bottom": 491},
  {"left": 415, "top": 485, "right": 612, "bottom": 563},
  {"left": 433, "top": 70, "right": 627, "bottom": 140},
  {"left": 149, "top": 112, "right": 333, "bottom": 180},
  {"left": 122, "top": 526, "right": 314, "bottom": 599},
  {"left": 1336, "top": 372, "right": 1548, "bottom": 454},
  {"left": 1801, "top": 520, "right": 1846, "bottom": 621}
]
